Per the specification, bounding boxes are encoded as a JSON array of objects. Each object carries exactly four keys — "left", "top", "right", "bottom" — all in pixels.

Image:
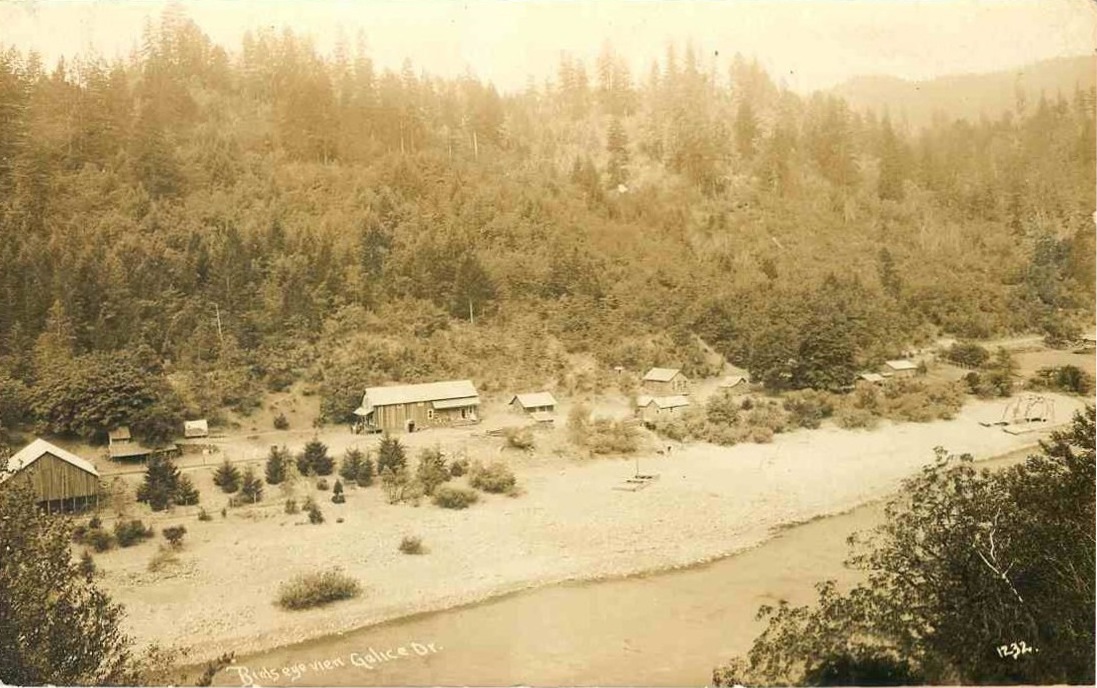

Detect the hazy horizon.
[{"left": 2, "top": 0, "right": 1095, "bottom": 94}]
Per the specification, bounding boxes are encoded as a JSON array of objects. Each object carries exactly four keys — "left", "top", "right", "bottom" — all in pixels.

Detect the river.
[{"left": 212, "top": 450, "right": 1030, "bottom": 687}]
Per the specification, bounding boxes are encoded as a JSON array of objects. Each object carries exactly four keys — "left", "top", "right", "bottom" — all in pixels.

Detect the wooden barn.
[
  {"left": 355, "top": 380, "right": 481, "bottom": 433},
  {"left": 636, "top": 395, "right": 691, "bottom": 424},
  {"left": 642, "top": 367, "right": 690, "bottom": 394},
  {"left": 1, "top": 439, "right": 101, "bottom": 511},
  {"left": 509, "top": 392, "right": 558, "bottom": 416}
]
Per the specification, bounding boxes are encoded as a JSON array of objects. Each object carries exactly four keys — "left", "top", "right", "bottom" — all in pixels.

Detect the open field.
[{"left": 76, "top": 392, "right": 1089, "bottom": 665}]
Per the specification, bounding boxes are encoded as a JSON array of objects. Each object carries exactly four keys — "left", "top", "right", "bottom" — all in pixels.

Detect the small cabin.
[
  {"left": 107, "top": 426, "right": 177, "bottom": 461},
  {"left": 1, "top": 439, "right": 101, "bottom": 512},
  {"left": 883, "top": 360, "right": 918, "bottom": 378},
  {"left": 509, "top": 392, "right": 558, "bottom": 416},
  {"left": 636, "top": 395, "right": 691, "bottom": 424},
  {"left": 642, "top": 367, "right": 690, "bottom": 395},
  {"left": 183, "top": 419, "right": 209, "bottom": 439},
  {"left": 718, "top": 375, "right": 747, "bottom": 390},
  {"left": 354, "top": 380, "right": 481, "bottom": 434}
]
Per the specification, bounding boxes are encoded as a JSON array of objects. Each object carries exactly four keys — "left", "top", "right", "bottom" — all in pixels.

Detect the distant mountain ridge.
[{"left": 831, "top": 55, "right": 1095, "bottom": 129}]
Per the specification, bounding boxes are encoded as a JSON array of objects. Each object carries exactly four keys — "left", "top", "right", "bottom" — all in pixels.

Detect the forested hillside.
[{"left": 0, "top": 9, "right": 1093, "bottom": 441}]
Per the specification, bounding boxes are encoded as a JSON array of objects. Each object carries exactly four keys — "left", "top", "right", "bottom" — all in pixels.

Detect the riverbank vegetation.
[{"left": 713, "top": 406, "right": 1095, "bottom": 686}]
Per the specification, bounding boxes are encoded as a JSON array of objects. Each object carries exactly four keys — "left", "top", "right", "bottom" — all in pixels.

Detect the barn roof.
[
  {"left": 643, "top": 367, "right": 683, "bottom": 382},
  {"left": 719, "top": 375, "right": 746, "bottom": 387},
  {"left": 510, "top": 392, "right": 558, "bottom": 409},
  {"left": 860, "top": 373, "right": 887, "bottom": 383},
  {"left": 362, "top": 380, "right": 480, "bottom": 408},
  {"left": 3, "top": 439, "right": 99, "bottom": 483},
  {"left": 108, "top": 427, "right": 132, "bottom": 442},
  {"left": 884, "top": 359, "right": 917, "bottom": 371},
  {"left": 637, "top": 395, "right": 690, "bottom": 409}
]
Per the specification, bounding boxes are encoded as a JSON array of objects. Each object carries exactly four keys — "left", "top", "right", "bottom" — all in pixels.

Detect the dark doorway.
[{"left": 407, "top": 419, "right": 416, "bottom": 433}]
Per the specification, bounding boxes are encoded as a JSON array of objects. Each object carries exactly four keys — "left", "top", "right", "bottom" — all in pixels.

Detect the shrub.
[
  {"left": 88, "top": 515, "right": 102, "bottom": 529},
  {"left": 162, "top": 525, "right": 187, "bottom": 549},
  {"left": 147, "top": 545, "right": 181, "bottom": 573},
  {"left": 176, "top": 474, "right": 200, "bottom": 505},
  {"left": 503, "top": 427, "right": 534, "bottom": 450},
  {"left": 137, "top": 455, "right": 195, "bottom": 511},
  {"left": 783, "top": 389, "right": 836, "bottom": 429},
  {"left": 1029, "top": 365, "right": 1094, "bottom": 395},
  {"left": 197, "top": 507, "right": 213, "bottom": 522},
  {"left": 284, "top": 498, "right": 299, "bottom": 514},
  {"left": 220, "top": 507, "right": 227, "bottom": 518},
  {"left": 585, "top": 417, "right": 639, "bottom": 454},
  {"left": 415, "top": 447, "right": 450, "bottom": 496},
  {"left": 433, "top": 485, "right": 479, "bottom": 509},
  {"left": 356, "top": 456, "right": 375, "bottom": 487},
  {"left": 240, "top": 466, "right": 263, "bottom": 503},
  {"left": 399, "top": 536, "right": 425, "bottom": 555},
  {"left": 340, "top": 447, "right": 364, "bottom": 483},
  {"left": 835, "top": 406, "right": 879, "bottom": 430},
  {"left": 114, "top": 519, "right": 154, "bottom": 548},
  {"left": 469, "top": 461, "right": 517, "bottom": 494},
  {"left": 87, "top": 529, "right": 115, "bottom": 552},
  {"left": 78, "top": 550, "right": 96, "bottom": 578},
  {"left": 380, "top": 465, "right": 422, "bottom": 505},
  {"left": 273, "top": 412, "right": 289, "bottom": 430},
  {"left": 449, "top": 458, "right": 470, "bottom": 477},
  {"left": 316, "top": 478, "right": 330, "bottom": 491},
  {"left": 72, "top": 524, "right": 89, "bottom": 544},
  {"left": 706, "top": 391, "right": 741, "bottom": 426},
  {"left": 276, "top": 569, "right": 361, "bottom": 610},
  {"left": 213, "top": 459, "right": 242, "bottom": 493},
  {"left": 331, "top": 480, "right": 345, "bottom": 504},
  {"left": 303, "top": 496, "right": 324, "bottom": 524},
  {"left": 947, "top": 341, "right": 991, "bottom": 368}
]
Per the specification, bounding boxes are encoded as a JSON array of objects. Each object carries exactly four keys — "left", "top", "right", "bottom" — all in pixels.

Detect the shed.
[
  {"left": 529, "top": 411, "right": 555, "bottom": 426},
  {"left": 637, "top": 395, "right": 691, "bottom": 423},
  {"left": 859, "top": 373, "right": 886, "bottom": 384},
  {"left": 883, "top": 359, "right": 918, "bottom": 377},
  {"left": 1, "top": 439, "right": 100, "bottom": 511},
  {"left": 642, "top": 367, "right": 690, "bottom": 394},
  {"left": 107, "top": 426, "right": 177, "bottom": 461},
  {"left": 354, "top": 380, "right": 481, "bottom": 433},
  {"left": 509, "top": 392, "right": 558, "bottom": 415},
  {"left": 718, "top": 375, "right": 747, "bottom": 389},
  {"left": 184, "top": 419, "right": 209, "bottom": 439}
]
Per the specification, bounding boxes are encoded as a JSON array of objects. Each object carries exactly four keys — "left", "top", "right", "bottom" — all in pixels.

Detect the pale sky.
[{"left": 1, "top": 0, "right": 1095, "bottom": 93}]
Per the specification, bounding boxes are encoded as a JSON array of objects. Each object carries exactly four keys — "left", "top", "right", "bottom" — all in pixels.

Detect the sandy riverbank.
[{"left": 91, "top": 394, "right": 1087, "bottom": 665}]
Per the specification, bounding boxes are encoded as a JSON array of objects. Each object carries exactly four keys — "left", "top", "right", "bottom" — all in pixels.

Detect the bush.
[
  {"left": 469, "top": 461, "right": 517, "bottom": 494},
  {"left": 316, "top": 478, "right": 330, "bottom": 491},
  {"left": 449, "top": 458, "right": 470, "bottom": 477},
  {"left": 72, "top": 524, "right": 89, "bottom": 544},
  {"left": 87, "top": 529, "right": 116, "bottom": 552},
  {"left": 147, "top": 545, "right": 181, "bottom": 573},
  {"left": 273, "top": 412, "right": 289, "bottom": 430},
  {"left": 88, "top": 515, "right": 102, "bottom": 529},
  {"left": 197, "top": 507, "right": 213, "bottom": 522},
  {"left": 415, "top": 447, "right": 450, "bottom": 496},
  {"left": 114, "top": 519, "right": 154, "bottom": 548},
  {"left": 380, "top": 465, "right": 422, "bottom": 505},
  {"left": 162, "top": 525, "right": 186, "bottom": 549},
  {"left": 783, "top": 389, "right": 836, "bottom": 429},
  {"left": 356, "top": 456, "right": 375, "bottom": 487},
  {"left": 340, "top": 447, "right": 364, "bottom": 482},
  {"left": 1029, "top": 366, "right": 1094, "bottom": 395},
  {"left": 503, "top": 427, "right": 534, "bottom": 450},
  {"left": 399, "top": 536, "right": 425, "bottom": 555},
  {"left": 284, "top": 498, "right": 299, "bottom": 514},
  {"left": 585, "top": 417, "right": 639, "bottom": 454},
  {"left": 835, "top": 406, "right": 879, "bottom": 430},
  {"left": 303, "top": 496, "right": 324, "bottom": 524},
  {"left": 276, "top": 569, "right": 361, "bottom": 610},
  {"left": 433, "top": 485, "right": 479, "bottom": 509},
  {"left": 78, "top": 550, "right": 96, "bottom": 578},
  {"left": 331, "top": 480, "right": 345, "bottom": 504},
  {"left": 213, "top": 459, "right": 242, "bottom": 493},
  {"left": 377, "top": 434, "right": 407, "bottom": 474},
  {"left": 947, "top": 341, "right": 991, "bottom": 368}
]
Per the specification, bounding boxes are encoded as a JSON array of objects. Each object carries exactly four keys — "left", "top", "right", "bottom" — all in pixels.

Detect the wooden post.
[{"left": 214, "top": 303, "right": 225, "bottom": 348}]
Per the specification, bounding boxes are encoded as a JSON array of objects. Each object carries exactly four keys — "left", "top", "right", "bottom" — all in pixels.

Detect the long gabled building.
[
  {"left": 354, "top": 379, "right": 481, "bottom": 433},
  {"left": 1, "top": 438, "right": 101, "bottom": 511}
]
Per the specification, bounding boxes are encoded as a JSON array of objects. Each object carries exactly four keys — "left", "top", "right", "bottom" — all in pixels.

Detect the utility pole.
[
  {"left": 214, "top": 303, "right": 224, "bottom": 347},
  {"left": 468, "top": 298, "right": 474, "bottom": 325}
]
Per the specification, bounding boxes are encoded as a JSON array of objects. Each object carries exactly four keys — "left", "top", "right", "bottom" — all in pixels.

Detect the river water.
[{"left": 213, "top": 451, "right": 1029, "bottom": 687}]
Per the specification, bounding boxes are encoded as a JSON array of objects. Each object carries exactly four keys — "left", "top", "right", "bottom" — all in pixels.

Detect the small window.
[{"left": 427, "top": 408, "right": 435, "bottom": 420}]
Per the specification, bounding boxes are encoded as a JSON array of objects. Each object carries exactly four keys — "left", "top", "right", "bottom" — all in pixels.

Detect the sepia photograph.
[{"left": 0, "top": 1, "right": 1094, "bottom": 686}]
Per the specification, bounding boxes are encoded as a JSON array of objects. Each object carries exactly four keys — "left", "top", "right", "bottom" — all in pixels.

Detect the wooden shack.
[
  {"left": 636, "top": 395, "right": 691, "bottom": 424},
  {"left": 354, "top": 380, "right": 481, "bottom": 433},
  {"left": 183, "top": 419, "right": 209, "bottom": 438},
  {"left": 509, "top": 392, "right": 558, "bottom": 416},
  {"left": 1, "top": 439, "right": 101, "bottom": 511},
  {"left": 883, "top": 360, "right": 918, "bottom": 378},
  {"left": 642, "top": 367, "right": 690, "bottom": 394},
  {"left": 108, "top": 426, "right": 178, "bottom": 461}
]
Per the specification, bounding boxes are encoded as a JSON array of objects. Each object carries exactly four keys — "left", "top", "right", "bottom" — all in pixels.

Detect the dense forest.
[{"left": 0, "top": 8, "right": 1093, "bottom": 442}]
